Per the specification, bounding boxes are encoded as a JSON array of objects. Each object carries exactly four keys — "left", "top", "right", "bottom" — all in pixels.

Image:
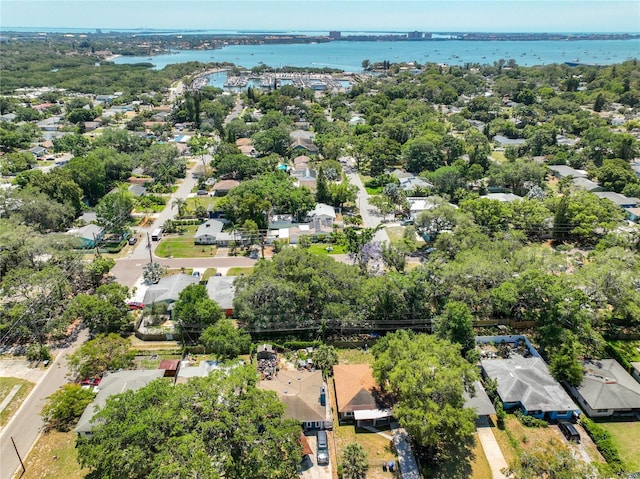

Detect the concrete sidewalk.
[{"left": 476, "top": 426, "right": 508, "bottom": 479}]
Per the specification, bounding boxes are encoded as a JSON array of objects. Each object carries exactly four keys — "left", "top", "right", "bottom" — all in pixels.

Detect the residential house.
[
  {"left": 307, "top": 203, "right": 336, "bottom": 227},
  {"left": 399, "top": 176, "right": 433, "bottom": 192},
  {"left": 593, "top": 191, "right": 639, "bottom": 209},
  {"left": 212, "top": 179, "right": 240, "bottom": 196},
  {"left": 142, "top": 273, "right": 200, "bottom": 306},
  {"left": 290, "top": 130, "right": 315, "bottom": 141},
  {"left": 481, "top": 353, "right": 579, "bottom": 420},
  {"left": 75, "top": 370, "right": 166, "bottom": 437},
  {"left": 348, "top": 115, "right": 366, "bottom": 126},
  {"left": 128, "top": 184, "right": 147, "bottom": 197},
  {"left": 258, "top": 368, "right": 333, "bottom": 431},
  {"left": 194, "top": 219, "right": 245, "bottom": 246},
  {"left": 0, "top": 113, "right": 17, "bottom": 123},
  {"left": 567, "top": 359, "right": 640, "bottom": 417},
  {"left": 464, "top": 381, "right": 497, "bottom": 423},
  {"left": 290, "top": 138, "right": 319, "bottom": 155},
  {"left": 333, "top": 364, "right": 392, "bottom": 427},
  {"left": 407, "top": 196, "right": 445, "bottom": 219},
  {"left": 205, "top": 276, "right": 236, "bottom": 317},
  {"left": 83, "top": 121, "right": 101, "bottom": 132},
  {"left": 547, "top": 165, "right": 589, "bottom": 179},
  {"left": 66, "top": 224, "right": 104, "bottom": 248},
  {"left": 571, "top": 177, "right": 604, "bottom": 192},
  {"left": 493, "top": 135, "right": 526, "bottom": 147},
  {"left": 235, "top": 138, "right": 257, "bottom": 157},
  {"left": 481, "top": 192, "right": 523, "bottom": 202},
  {"left": 28, "top": 146, "right": 48, "bottom": 158}
]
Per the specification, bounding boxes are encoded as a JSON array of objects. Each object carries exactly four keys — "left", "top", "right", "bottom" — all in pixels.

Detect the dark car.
[
  {"left": 127, "top": 301, "right": 145, "bottom": 310},
  {"left": 558, "top": 421, "right": 581, "bottom": 443},
  {"left": 128, "top": 236, "right": 138, "bottom": 245}
]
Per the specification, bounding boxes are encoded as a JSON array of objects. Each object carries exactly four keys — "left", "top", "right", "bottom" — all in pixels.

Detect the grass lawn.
[
  {"left": 598, "top": 420, "right": 640, "bottom": 471},
  {"left": 493, "top": 414, "right": 604, "bottom": 468},
  {"left": 227, "top": 267, "right": 254, "bottom": 276},
  {"left": 0, "top": 377, "right": 34, "bottom": 426},
  {"left": 135, "top": 353, "right": 182, "bottom": 369},
  {"left": 385, "top": 226, "right": 405, "bottom": 243},
  {"left": 155, "top": 235, "right": 218, "bottom": 258},
  {"left": 365, "top": 186, "right": 383, "bottom": 195},
  {"left": 333, "top": 422, "right": 398, "bottom": 479},
  {"left": 201, "top": 267, "right": 218, "bottom": 282},
  {"left": 19, "top": 430, "right": 86, "bottom": 479},
  {"left": 186, "top": 196, "right": 219, "bottom": 211},
  {"left": 307, "top": 244, "right": 347, "bottom": 255},
  {"left": 608, "top": 340, "right": 640, "bottom": 361},
  {"left": 337, "top": 348, "right": 374, "bottom": 365},
  {"left": 491, "top": 150, "right": 507, "bottom": 162},
  {"left": 470, "top": 436, "right": 493, "bottom": 479}
]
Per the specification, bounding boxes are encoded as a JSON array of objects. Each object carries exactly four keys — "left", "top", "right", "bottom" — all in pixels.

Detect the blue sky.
[{"left": 1, "top": 1, "right": 639, "bottom": 33}]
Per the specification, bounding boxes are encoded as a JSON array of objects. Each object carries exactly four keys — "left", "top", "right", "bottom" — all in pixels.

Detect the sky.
[{"left": 1, "top": 0, "right": 639, "bottom": 33}]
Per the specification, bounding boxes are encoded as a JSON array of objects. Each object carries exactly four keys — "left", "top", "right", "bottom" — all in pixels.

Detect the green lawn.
[
  {"left": 491, "top": 150, "right": 507, "bottom": 162},
  {"left": 0, "top": 377, "right": 34, "bottom": 426},
  {"left": 598, "top": 421, "right": 640, "bottom": 472},
  {"left": 365, "top": 186, "right": 383, "bottom": 195},
  {"left": 307, "top": 244, "right": 347, "bottom": 255},
  {"left": 337, "top": 348, "right": 374, "bottom": 365},
  {"left": 155, "top": 235, "right": 217, "bottom": 258},
  {"left": 227, "top": 267, "right": 254, "bottom": 276},
  {"left": 201, "top": 268, "right": 218, "bottom": 282},
  {"left": 186, "top": 196, "right": 219, "bottom": 211},
  {"left": 385, "top": 226, "right": 405, "bottom": 243}
]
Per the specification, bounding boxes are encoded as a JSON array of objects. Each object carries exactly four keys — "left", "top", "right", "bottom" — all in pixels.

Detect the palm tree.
[{"left": 172, "top": 197, "right": 187, "bottom": 218}]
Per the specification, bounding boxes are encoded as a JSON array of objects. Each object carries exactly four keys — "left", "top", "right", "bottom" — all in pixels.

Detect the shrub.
[
  {"left": 514, "top": 409, "right": 548, "bottom": 428},
  {"left": 26, "top": 344, "right": 51, "bottom": 362},
  {"left": 580, "top": 418, "right": 625, "bottom": 473}
]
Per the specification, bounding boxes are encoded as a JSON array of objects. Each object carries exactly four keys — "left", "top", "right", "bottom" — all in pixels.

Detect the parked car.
[
  {"left": 316, "top": 430, "right": 329, "bottom": 466},
  {"left": 127, "top": 301, "right": 145, "bottom": 310},
  {"left": 128, "top": 236, "right": 138, "bottom": 245},
  {"left": 80, "top": 377, "right": 102, "bottom": 388},
  {"left": 558, "top": 421, "right": 581, "bottom": 443},
  {"left": 400, "top": 218, "right": 415, "bottom": 226}
]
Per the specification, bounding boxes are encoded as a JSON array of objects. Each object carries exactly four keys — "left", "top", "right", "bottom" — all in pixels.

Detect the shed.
[
  {"left": 257, "top": 344, "right": 276, "bottom": 360},
  {"left": 159, "top": 359, "right": 180, "bottom": 377}
]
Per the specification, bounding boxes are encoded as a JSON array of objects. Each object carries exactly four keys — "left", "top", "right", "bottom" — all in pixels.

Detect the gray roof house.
[
  {"left": 493, "top": 135, "right": 526, "bottom": 146},
  {"left": 399, "top": 176, "right": 433, "bottom": 192},
  {"left": 547, "top": 165, "right": 588, "bottom": 179},
  {"left": 205, "top": 276, "right": 236, "bottom": 316},
  {"left": 632, "top": 362, "right": 640, "bottom": 384},
  {"left": 142, "top": 273, "right": 199, "bottom": 305},
  {"left": 567, "top": 359, "right": 640, "bottom": 417},
  {"left": 66, "top": 224, "right": 104, "bottom": 248},
  {"left": 75, "top": 370, "right": 165, "bottom": 436},
  {"left": 481, "top": 354, "right": 579, "bottom": 420},
  {"left": 481, "top": 192, "right": 523, "bottom": 202},
  {"left": 593, "top": 191, "right": 639, "bottom": 208},
  {"left": 464, "top": 381, "right": 496, "bottom": 421},
  {"left": 194, "top": 219, "right": 242, "bottom": 246},
  {"left": 258, "top": 369, "right": 333, "bottom": 431},
  {"left": 571, "top": 177, "right": 604, "bottom": 192}
]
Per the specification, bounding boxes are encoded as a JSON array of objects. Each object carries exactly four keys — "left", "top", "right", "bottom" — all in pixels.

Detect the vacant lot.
[
  {"left": 18, "top": 430, "right": 86, "bottom": 479},
  {"left": 0, "top": 377, "right": 34, "bottom": 426},
  {"left": 226, "top": 267, "right": 254, "bottom": 276},
  {"left": 598, "top": 420, "right": 640, "bottom": 472},
  {"left": 307, "top": 244, "right": 347, "bottom": 255},
  {"left": 155, "top": 235, "right": 217, "bottom": 258}
]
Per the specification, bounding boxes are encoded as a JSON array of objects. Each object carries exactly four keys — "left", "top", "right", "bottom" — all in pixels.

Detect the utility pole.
[{"left": 11, "top": 436, "right": 26, "bottom": 474}]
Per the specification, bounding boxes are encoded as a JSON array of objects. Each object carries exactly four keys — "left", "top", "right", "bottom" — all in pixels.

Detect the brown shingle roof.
[{"left": 333, "top": 364, "right": 380, "bottom": 413}]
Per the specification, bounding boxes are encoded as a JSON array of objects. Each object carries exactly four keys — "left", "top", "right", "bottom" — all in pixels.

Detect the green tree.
[
  {"left": 95, "top": 187, "right": 134, "bottom": 234},
  {"left": 549, "top": 340, "right": 584, "bottom": 387},
  {"left": 312, "top": 344, "right": 338, "bottom": 378},
  {"left": 372, "top": 331, "right": 478, "bottom": 459},
  {"left": 67, "top": 333, "right": 135, "bottom": 380},
  {"left": 41, "top": 384, "right": 96, "bottom": 432},
  {"left": 199, "top": 319, "right": 251, "bottom": 360},
  {"left": 435, "top": 301, "right": 475, "bottom": 355},
  {"left": 341, "top": 443, "right": 369, "bottom": 479},
  {"left": 77, "top": 365, "right": 303, "bottom": 479},
  {"left": 315, "top": 166, "right": 331, "bottom": 204},
  {"left": 173, "top": 284, "right": 224, "bottom": 333}
]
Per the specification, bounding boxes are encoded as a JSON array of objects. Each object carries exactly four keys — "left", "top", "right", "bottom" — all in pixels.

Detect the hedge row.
[{"left": 580, "top": 417, "right": 625, "bottom": 473}]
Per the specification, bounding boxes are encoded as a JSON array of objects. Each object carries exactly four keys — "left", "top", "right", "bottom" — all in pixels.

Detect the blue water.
[{"left": 113, "top": 39, "right": 640, "bottom": 72}]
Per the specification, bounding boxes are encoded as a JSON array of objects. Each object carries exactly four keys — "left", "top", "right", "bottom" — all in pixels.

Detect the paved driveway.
[{"left": 300, "top": 434, "right": 332, "bottom": 479}]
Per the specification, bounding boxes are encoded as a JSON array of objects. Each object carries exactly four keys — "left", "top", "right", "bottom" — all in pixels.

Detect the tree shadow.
[{"left": 416, "top": 433, "right": 477, "bottom": 479}]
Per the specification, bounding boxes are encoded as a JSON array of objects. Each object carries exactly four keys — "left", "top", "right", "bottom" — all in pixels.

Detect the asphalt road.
[
  {"left": 1, "top": 329, "right": 88, "bottom": 479},
  {"left": 346, "top": 169, "right": 391, "bottom": 244}
]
